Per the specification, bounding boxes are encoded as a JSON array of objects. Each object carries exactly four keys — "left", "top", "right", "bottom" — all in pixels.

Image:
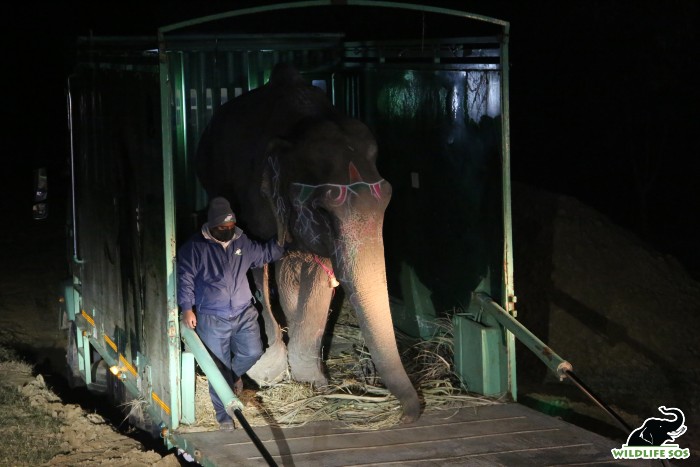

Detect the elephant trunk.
[
  {"left": 658, "top": 406, "right": 686, "bottom": 435},
  {"left": 332, "top": 231, "right": 421, "bottom": 423}
]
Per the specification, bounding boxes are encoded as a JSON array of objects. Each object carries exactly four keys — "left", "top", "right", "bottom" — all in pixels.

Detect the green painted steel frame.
[
  {"left": 159, "top": 1, "right": 508, "bottom": 33},
  {"left": 158, "top": 34, "right": 182, "bottom": 431},
  {"left": 156, "top": 0, "right": 516, "bottom": 436},
  {"left": 500, "top": 22, "right": 517, "bottom": 400}
]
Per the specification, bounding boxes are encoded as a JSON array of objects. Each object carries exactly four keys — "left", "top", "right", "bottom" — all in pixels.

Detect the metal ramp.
[{"left": 178, "top": 403, "right": 650, "bottom": 466}]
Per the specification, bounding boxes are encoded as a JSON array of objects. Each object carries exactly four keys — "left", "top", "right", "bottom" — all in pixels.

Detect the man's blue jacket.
[{"left": 177, "top": 225, "right": 285, "bottom": 317}]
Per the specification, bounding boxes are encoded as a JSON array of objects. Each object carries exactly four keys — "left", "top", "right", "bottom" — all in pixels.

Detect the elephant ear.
[{"left": 261, "top": 139, "right": 293, "bottom": 246}]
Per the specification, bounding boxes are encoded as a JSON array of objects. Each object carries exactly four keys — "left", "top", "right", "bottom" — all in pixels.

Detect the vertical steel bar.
[
  {"left": 66, "top": 77, "right": 82, "bottom": 264},
  {"left": 180, "top": 351, "right": 196, "bottom": 424},
  {"left": 499, "top": 22, "right": 518, "bottom": 401},
  {"left": 159, "top": 31, "right": 182, "bottom": 430}
]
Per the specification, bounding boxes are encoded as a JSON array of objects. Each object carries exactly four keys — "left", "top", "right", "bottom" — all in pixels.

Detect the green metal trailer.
[{"left": 61, "top": 2, "right": 638, "bottom": 465}]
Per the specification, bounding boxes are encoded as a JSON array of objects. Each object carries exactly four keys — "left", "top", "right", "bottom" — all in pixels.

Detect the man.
[{"left": 177, "top": 197, "right": 285, "bottom": 430}]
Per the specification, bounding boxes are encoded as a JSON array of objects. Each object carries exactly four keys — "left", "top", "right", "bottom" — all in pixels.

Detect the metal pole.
[
  {"left": 180, "top": 326, "right": 278, "bottom": 466},
  {"left": 474, "top": 293, "right": 572, "bottom": 379},
  {"left": 66, "top": 76, "right": 83, "bottom": 264},
  {"left": 475, "top": 293, "right": 647, "bottom": 446},
  {"left": 231, "top": 408, "right": 279, "bottom": 467},
  {"left": 564, "top": 370, "right": 670, "bottom": 467},
  {"left": 179, "top": 326, "right": 244, "bottom": 415},
  {"left": 562, "top": 369, "right": 631, "bottom": 434}
]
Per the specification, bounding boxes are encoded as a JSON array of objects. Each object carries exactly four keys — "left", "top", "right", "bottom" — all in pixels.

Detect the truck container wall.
[{"left": 65, "top": 0, "right": 515, "bottom": 440}]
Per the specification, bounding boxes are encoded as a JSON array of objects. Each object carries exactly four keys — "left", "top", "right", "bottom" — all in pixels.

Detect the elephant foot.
[
  {"left": 247, "top": 341, "right": 288, "bottom": 386},
  {"left": 399, "top": 393, "right": 422, "bottom": 424},
  {"left": 291, "top": 369, "right": 328, "bottom": 388},
  {"left": 400, "top": 409, "right": 420, "bottom": 424},
  {"left": 289, "top": 356, "right": 328, "bottom": 388}
]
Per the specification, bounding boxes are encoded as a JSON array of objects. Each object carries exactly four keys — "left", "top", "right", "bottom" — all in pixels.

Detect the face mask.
[{"left": 211, "top": 227, "right": 235, "bottom": 242}]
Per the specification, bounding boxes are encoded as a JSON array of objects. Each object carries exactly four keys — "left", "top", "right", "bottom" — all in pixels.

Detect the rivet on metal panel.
[{"left": 168, "top": 320, "right": 177, "bottom": 342}]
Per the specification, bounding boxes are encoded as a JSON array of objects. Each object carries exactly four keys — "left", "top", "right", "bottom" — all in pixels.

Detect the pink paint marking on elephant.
[
  {"left": 370, "top": 182, "right": 382, "bottom": 200},
  {"left": 291, "top": 162, "right": 384, "bottom": 207},
  {"left": 292, "top": 180, "right": 385, "bottom": 205},
  {"left": 326, "top": 185, "right": 349, "bottom": 207},
  {"left": 348, "top": 161, "right": 362, "bottom": 183}
]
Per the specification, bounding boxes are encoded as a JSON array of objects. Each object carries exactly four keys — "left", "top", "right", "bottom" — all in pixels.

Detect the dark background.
[{"left": 5, "top": 0, "right": 700, "bottom": 278}]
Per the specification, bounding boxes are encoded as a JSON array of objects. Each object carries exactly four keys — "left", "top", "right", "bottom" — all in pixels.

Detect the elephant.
[
  {"left": 195, "top": 63, "right": 421, "bottom": 423},
  {"left": 626, "top": 406, "right": 687, "bottom": 446}
]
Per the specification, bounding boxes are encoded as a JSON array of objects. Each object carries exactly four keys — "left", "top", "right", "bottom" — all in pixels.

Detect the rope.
[{"left": 313, "top": 255, "right": 339, "bottom": 288}]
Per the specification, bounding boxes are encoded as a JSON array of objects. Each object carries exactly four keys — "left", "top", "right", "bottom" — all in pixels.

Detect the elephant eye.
[{"left": 365, "top": 142, "right": 378, "bottom": 161}]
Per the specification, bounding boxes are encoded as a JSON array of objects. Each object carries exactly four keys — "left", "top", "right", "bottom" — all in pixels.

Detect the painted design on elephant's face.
[
  {"left": 290, "top": 162, "right": 384, "bottom": 248},
  {"left": 268, "top": 156, "right": 286, "bottom": 222},
  {"left": 292, "top": 199, "right": 323, "bottom": 245},
  {"left": 292, "top": 162, "right": 384, "bottom": 207}
]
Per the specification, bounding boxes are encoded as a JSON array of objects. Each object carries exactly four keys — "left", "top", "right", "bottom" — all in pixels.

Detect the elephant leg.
[
  {"left": 277, "top": 251, "right": 334, "bottom": 386},
  {"left": 247, "top": 264, "right": 288, "bottom": 386}
]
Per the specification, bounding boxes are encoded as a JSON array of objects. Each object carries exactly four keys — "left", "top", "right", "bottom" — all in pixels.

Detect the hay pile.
[{"left": 184, "top": 300, "right": 500, "bottom": 431}]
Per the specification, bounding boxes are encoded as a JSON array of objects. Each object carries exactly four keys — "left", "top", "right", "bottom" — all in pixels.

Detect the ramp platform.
[{"left": 179, "top": 403, "right": 649, "bottom": 466}]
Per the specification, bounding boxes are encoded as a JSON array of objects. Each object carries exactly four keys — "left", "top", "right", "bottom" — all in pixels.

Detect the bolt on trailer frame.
[{"left": 63, "top": 0, "right": 521, "bottom": 458}]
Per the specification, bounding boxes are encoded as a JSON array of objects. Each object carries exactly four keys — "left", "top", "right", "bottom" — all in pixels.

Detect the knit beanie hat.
[{"left": 207, "top": 197, "right": 236, "bottom": 228}]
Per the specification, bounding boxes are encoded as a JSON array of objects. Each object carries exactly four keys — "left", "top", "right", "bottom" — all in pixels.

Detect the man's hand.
[{"left": 182, "top": 309, "right": 197, "bottom": 329}]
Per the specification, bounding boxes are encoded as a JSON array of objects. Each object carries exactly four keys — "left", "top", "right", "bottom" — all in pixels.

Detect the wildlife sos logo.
[{"left": 611, "top": 406, "right": 690, "bottom": 460}]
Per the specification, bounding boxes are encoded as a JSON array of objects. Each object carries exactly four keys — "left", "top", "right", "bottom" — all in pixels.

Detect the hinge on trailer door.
[
  {"left": 507, "top": 295, "right": 517, "bottom": 317},
  {"left": 168, "top": 320, "right": 177, "bottom": 343}
]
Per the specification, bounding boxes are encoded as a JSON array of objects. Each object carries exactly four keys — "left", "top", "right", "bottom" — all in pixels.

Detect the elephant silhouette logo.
[
  {"left": 627, "top": 406, "right": 687, "bottom": 446},
  {"left": 611, "top": 406, "right": 690, "bottom": 460}
]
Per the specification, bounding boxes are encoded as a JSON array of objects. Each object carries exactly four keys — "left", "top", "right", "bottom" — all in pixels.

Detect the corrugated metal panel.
[{"left": 70, "top": 58, "right": 172, "bottom": 426}]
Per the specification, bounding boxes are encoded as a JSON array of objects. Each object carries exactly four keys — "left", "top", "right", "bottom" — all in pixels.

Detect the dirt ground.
[
  {"left": 512, "top": 183, "right": 700, "bottom": 458},
  {"left": 0, "top": 196, "right": 183, "bottom": 466},
  {"left": 0, "top": 182, "right": 698, "bottom": 465}
]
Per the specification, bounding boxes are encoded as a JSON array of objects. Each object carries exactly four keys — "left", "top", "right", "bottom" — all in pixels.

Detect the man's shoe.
[{"left": 233, "top": 378, "right": 244, "bottom": 396}]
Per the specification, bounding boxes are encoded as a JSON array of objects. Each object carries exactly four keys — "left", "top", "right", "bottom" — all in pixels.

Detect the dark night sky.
[{"left": 6, "top": 1, "right": 700, "bottom": 276}]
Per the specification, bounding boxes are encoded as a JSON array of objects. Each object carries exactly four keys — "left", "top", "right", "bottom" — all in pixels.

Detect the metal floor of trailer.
[{"left": 179, "top": 403, "right": 653, "bottom": 466}]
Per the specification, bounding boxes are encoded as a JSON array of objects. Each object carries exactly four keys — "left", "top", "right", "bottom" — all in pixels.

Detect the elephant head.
[
  {"left": 626, "top": 406, "right": 687, "bottom": 446},
  {"left": 262, "top": 117, "right": 421, "bottom": 423}
]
